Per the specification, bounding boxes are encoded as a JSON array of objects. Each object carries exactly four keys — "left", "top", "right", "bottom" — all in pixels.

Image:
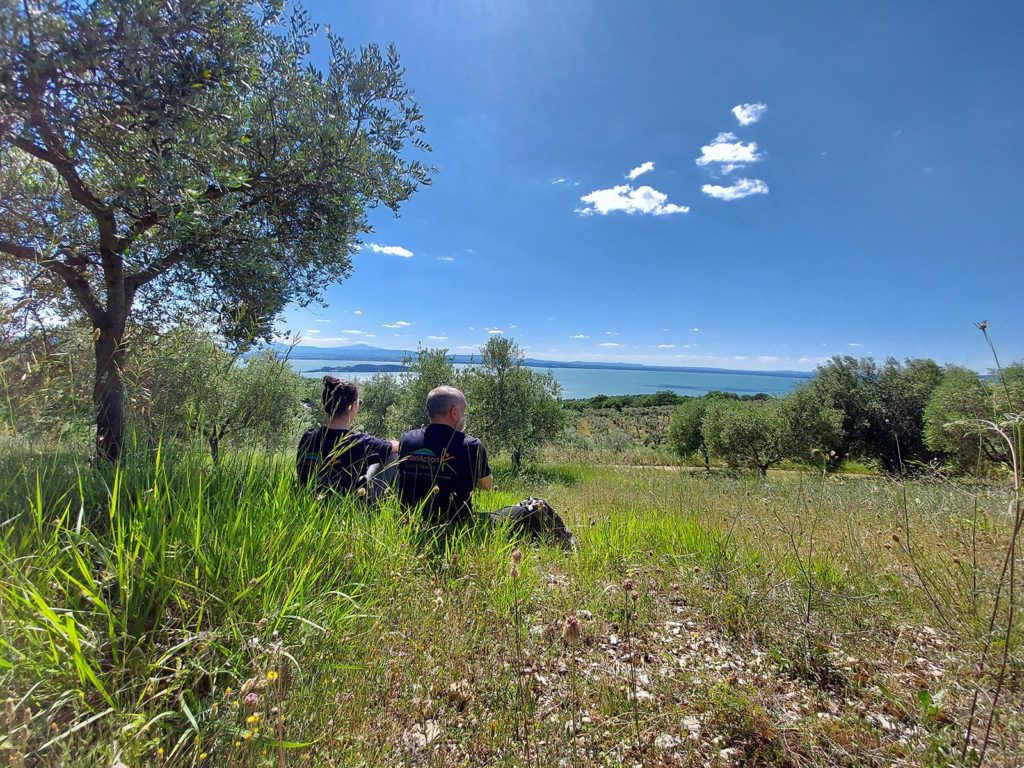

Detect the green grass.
[{"left": 1, "top": 445, "right": 1022, "bottom": 766}]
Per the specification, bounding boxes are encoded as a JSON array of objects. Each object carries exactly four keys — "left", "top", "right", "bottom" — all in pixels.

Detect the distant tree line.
[
  {"left": 1, "top": 324, "right": 564, "bottom": 471},
  {"left": 668, "top": 355, "right": 1024, "bottom": 475}
]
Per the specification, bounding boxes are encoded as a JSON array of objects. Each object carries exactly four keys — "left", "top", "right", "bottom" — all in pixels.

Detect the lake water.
[{"left": 288, "top": 358, "right": 811, "bottom": 399}]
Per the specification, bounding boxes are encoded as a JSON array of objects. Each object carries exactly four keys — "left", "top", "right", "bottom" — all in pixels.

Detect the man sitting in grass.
[
  {"left": 297, "top": 376, "right": 398, "bottom": 494},
  {"left": 396, "top": 385, "right": 493, "bottom": 526}
]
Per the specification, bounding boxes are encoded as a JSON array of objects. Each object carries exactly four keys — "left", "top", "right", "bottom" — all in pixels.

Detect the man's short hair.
[
  {"left": 322, "top": 376, "right": 359, "bottom": 417},
  {"left": 426, "top": 386, "right": 465, "bottom": 419}
]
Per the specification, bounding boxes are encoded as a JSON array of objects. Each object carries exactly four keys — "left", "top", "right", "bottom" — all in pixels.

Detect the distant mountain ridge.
[{"left": 270, "top": 343, "right": 814, "bottom": 379}]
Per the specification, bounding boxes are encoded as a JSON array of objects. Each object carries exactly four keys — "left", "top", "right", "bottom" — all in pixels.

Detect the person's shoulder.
[
  {"left": 299, "top": 426, "right": 324, "bottom": 444},
  {"left": 463, "top": 433, "right": 487, "bottom": 449}
]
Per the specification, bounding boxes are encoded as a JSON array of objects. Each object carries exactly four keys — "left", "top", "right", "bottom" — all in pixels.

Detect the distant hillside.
[{"left": 270, "top": 343, "right": 814, "bottom": 379}]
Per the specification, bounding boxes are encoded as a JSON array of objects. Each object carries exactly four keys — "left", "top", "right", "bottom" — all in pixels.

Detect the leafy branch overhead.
[{"left": 0, "top": 0, "right": 431, "bottom": 458}]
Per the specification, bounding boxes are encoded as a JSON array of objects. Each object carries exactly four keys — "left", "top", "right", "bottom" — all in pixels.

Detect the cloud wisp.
[
  {"left": 577, "top": 184, "right": 689, "bottom": 216},
  {"left": 626, "top": 161, "right": 654, "bottom": 180},
  {"left": 365, "top": 243, "right": 414, "bottom": 258},
  {"left": 701, "top": 178, "right": 769, "bottom": 201},
  {"left": 382, "top": 320, "right": 413, "bottom": 329},
  {"left": 732, "top": 102, "right": 767, "bottom": 126},
  {"left": 695, "top": 132, "right": 763, "bottom": 174}
]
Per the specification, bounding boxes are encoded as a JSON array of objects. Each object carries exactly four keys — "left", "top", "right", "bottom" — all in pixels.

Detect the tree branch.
[{"left": 0, "top": 238, "right": 105, "bottom": 323}]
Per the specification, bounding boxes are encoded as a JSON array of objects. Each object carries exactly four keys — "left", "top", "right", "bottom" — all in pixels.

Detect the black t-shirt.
[
  {"left": 397, "top": 424, "right": 491, "bottom": 525},
  {"left": 296, "top": 427, "right": 393, "bottom": 493}
]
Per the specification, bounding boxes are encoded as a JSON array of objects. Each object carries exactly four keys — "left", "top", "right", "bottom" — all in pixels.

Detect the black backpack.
[{"left": 491, "top": 497, "right": 575, "bottom": 549}]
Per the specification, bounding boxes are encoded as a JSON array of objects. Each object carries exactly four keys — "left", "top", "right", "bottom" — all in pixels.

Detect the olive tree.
[
  {"left": 0, "top": 0, "right": 430, "bottom": 460},
  {"left": 924, "top": 365, "right": 1024, "bottom": 472},
  {"left": 357, "top": 372, "right": 401, "bottom": 438},
  {"left": 463, "top": 336, "right": 566, "bottom": 472},
  {"left": 139, "top": 326, "right": 307, "bottom": 463},
  {"left": 668, "top": 396, "right": 713, "bottom": 470},
  {"left": 392, "top": 347, "right": 461, "bottom": 433}
]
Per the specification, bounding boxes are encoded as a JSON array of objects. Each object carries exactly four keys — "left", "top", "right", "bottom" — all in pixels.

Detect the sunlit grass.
[{"left": 1, "top": 444, "right": 1021, "bottom": 765}]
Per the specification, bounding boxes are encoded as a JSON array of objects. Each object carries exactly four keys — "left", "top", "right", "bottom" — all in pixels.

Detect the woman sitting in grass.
[{"left": 296, "top": 376, "right": 398, "bottom": 494}]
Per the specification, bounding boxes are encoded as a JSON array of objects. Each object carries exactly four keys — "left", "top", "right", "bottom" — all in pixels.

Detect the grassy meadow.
[{"left": 2, "top": 440, "right": 1022, "bottom": 767}]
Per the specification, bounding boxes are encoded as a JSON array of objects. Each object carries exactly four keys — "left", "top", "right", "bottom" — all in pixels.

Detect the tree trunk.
[
  {"left": 208, "top": 429, "right": 221, "bottom": 466},
  {"left": 93, "top": 321, "right": 127, "bottom": 462},
  {"left": 700, "top": 445, "right": 711, "bottom": 472}
]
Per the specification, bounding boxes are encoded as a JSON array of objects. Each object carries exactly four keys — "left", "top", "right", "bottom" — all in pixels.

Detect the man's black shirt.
[
  {"left": 397, "top": 424, "right": 490, "bottom": 525},
  {"left": 296, "top": 427, "right": 392, "bottom": 493}
]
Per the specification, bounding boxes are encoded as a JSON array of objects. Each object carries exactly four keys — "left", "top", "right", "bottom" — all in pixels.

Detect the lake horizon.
[{"left": 287, "top": 357, "right": 812, "bottom": 399}]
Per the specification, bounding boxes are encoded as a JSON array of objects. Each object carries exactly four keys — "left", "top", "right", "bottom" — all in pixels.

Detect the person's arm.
[{"left": 474, "top": 441, "right": 493, "bottom": 490}]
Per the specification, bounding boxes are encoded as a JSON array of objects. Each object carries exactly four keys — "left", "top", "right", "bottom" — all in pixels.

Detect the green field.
[{"left": 2, "top": 446, "right": 1021, "bottom": 767}]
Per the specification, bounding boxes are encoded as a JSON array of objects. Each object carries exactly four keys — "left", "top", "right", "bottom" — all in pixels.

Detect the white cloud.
[
  {"left": 353, "top": 309, "right": 363, "bottom": 315},
  {"left": 571, "top": 334, "right": 589, "bottom": 339},
  {"left": 456, "top": 345, "right": 479, "bottom": 351},
  {"left": 600, "top": 342, "right": 623, "bottom": 348},
  {"left": 427, "top": 335, "right": 448, "bottom": 340},
  {"left": 758, "top": 355, "right": 780, "bottom": 363},
  {"left": 365, "top": 243, "right": 414, "bottom": 258},
  {"left": 340, "top": 329, "right": 366, "bottom": 335},
  {"left": 577, "top": 184, "right": 689, "bottom": 216},
  {"left": 690, "top": 327, "right": 700, "bottom": 332},
  {"left": 732, "top": 102, "right": 767, "bottom": 126},
  {"left": 605, "top": 331, "right": 619, "bottom": 336},
  {"left": 695, "top": 132, "right": 763, "bottom": 172},
  {"left": 701, "top": 178, "right": 769, "bottom": 201},
  {"left": 508, "top": 324, "right": 517, "bottom": 329},
  {"left": 437, "top": 256, "right": 455, "bottom": 262},
  {"left": 627, "top": 161, "right": 654, "bottom": 180},
  {"left": 382, "top": 320, "right": 413, "bottom": 329},
  {"left": 315, "top": 318, "right": 331, "bottom": 324},
  {"left": 848, "top": 342, "right": 864, "bottom": 347},
  {"left": 656, "top": 344, "right": 676, "bottom": 348},
  {"left": 551, "top": 178, "right": 567, "bottom": 185},
  {"left": 486, "top": 328, "right": 504, "bottom": 334}
]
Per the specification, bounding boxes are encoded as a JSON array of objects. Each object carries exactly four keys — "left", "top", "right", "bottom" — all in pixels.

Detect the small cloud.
[
  {"left": 701, "top": 178, "right": 769, "bottom": 201},
  {"left": 456, "top": 345, "right": 479, "bottom": 351},
  {"left": 427, "top": 335, "right": 449, "bottom": 340},
  {"left": 848, "top": 342, "right": 864, "bottom": 347},
  {"left": 690, "top": 327, "right": 700, "bottom": 332},
  {"left": 551, "top": 177, "right": 568, "bottom": 185},
  {"left": 626, "top": 161, "right": 654, "bottom": 180},
  {"left": 508, "top": 323, "right": 517, "bottom": 329},
  {"left": 656, "top": 344, "right": 676, "bottom": 349},
  {"left": 600, "top": 342, "right": 623, "bottom": 348},
  {"left": 695, "top": 132, "right": 763, "bottom": 173},
  {"left": 382, "top": 320, "right": 413, "bottom": 329},
  {"left": 353, "top": 309, "right": 363, "bottom": 315},
  {"left": 437, "top": 256, "right": 455, "bottom": 262},
  {"left": 302, "top": 328, "right": 320, "bottom": 335},
  {"left": 758, "top": 355, "right": 780, "bottom": 363},
  {"left": 340, "top": 329, "right": 366, "bottom": 335},
  {"left": 732, "top": 102, "right": 767, "bottom": 126},
  {"left": 605, "top": 330, "right": 619, "bottom": 336},
  {"left": 577, "top": 184, "right": 689, "bottom": 216},
  {"left": 486, "top": 327, "right": 504, "bottom": 334},
  {"left": 314, "top": 318, "right": 331, "bottom": 324},
  {"left": 365, "top": 243, "right": 414, "bottom": 258},
  {"left": 571, "top": 334, "right": 589, "bottom": 339}
]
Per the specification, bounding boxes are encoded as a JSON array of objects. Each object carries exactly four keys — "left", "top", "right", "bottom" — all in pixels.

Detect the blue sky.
[{"left": 280, "top": 1, "right": 1024, "bottom": 372}]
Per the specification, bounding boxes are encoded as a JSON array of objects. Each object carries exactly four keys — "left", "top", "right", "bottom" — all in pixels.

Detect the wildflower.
[
  {"left": 246, "top": 713, "right": 260, "bottom": 724},
  {"left": 200, "top": 752, "right": 208, "bottom": 760},
  {"left": 224, "top": 686, "right": 233, "bottom": 696},
  {"left": 511, "top": 548, "right": 523, "bottom": 565},
  {"left": 243, "top": 692, "right": 260, "bottom": 709},
  {"left": 234, "top": 741, "right": 242, "bottom": 748},
  {"left": 622, "top": 578, "right": 634, "bottom": 595},
  {"left": 562, "top": 614, "right": 581, "bottom": 646},
  {"left": 157, "top": 746, "right": 165, "bottom": 757},
  {"left": 266, "top": 670, "right": 279, "bottom": 682}
]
